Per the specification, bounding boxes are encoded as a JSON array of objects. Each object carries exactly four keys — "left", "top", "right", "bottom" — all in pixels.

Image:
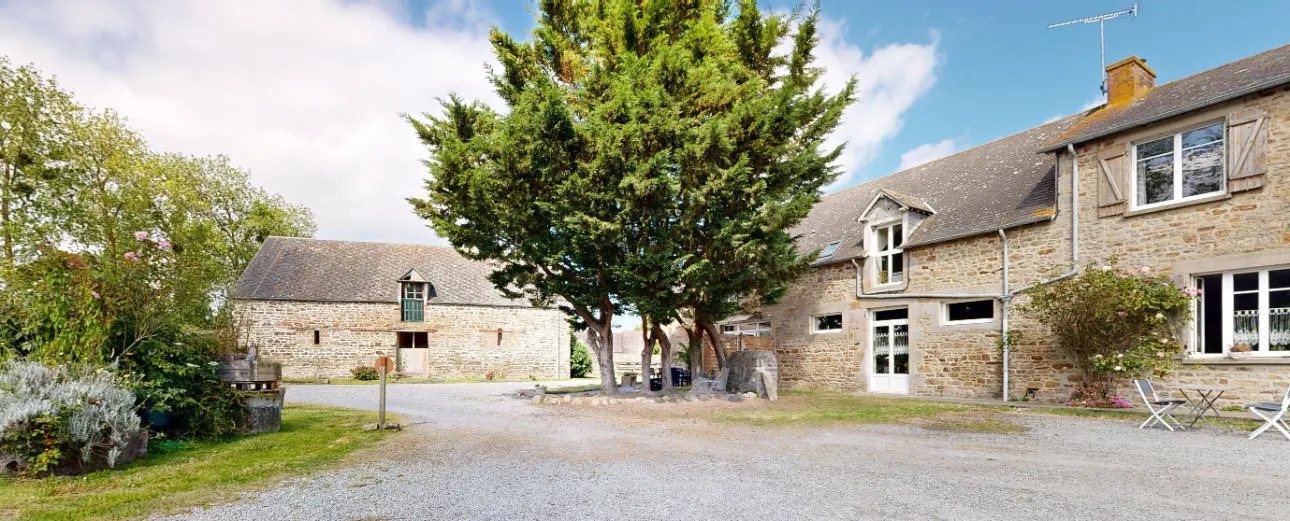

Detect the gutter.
[{"left": 853, "top": 144, "right": 1083, "bottom": 402}]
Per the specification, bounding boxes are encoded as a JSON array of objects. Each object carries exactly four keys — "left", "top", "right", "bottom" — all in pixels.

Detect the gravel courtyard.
[{"left": 164, "top": 382, "right": 1290, "bottom": 521}]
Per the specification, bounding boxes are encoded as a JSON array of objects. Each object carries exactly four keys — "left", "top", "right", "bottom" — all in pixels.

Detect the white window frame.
[
  {"left": 819, "top": 241, "right": 841, "bottom": 258},
  {"left": 1191, "top": 266, "right": 1290, "bottom": 357},
  {"left": 1129, "top": 120, "right": 1226, "bottom": 211},
  {"left": 943, "top": 299, "right": 996, "bottom": 325},
  {"left": 722, "top": 321, "right": 772, "bottom": 337},
  {"left": 872, "top": 222, "right": 904, "bottom": 287},
  {"left": 811, "top": 313, "right": 844, "bottom": 334}
]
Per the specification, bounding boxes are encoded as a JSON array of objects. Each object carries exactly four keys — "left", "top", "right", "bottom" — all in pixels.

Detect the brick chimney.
[{"left": 1105, "top": 56, "right": 1156, "bottom": 106}]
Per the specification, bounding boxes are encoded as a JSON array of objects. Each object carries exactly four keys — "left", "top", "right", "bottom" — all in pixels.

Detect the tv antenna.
[{"left": 1048, "top": 3, "right": 1139, "bottom": 95}]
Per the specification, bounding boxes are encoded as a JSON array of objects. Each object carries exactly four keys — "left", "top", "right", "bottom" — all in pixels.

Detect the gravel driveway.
[{"left": 162, "top": 382, "right": 1290, "bottom": 521}]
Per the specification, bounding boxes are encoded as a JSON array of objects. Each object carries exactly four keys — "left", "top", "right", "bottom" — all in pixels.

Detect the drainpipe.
[
  {"left": 999, "top": 229, "right": 1010, "bottom": 402},
  {"left": 1006, "top": 144, "right": 1081, "bottom": 297}
]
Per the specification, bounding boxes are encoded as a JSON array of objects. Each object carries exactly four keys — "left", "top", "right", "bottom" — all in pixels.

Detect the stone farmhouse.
[
  {"left": 232, "top": 237, "right": 570, "bottom": 380},
  {"left": 717, "top": 44, "right": 1290, "bottom": 407}
]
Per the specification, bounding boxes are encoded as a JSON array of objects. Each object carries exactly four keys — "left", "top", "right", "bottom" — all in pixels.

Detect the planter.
[
  {"left": 241, "top": 388, "right": 286, "bottom": 434},
  {"left": 1228, "top": 351, "right": 1252, "bottom": 360}
]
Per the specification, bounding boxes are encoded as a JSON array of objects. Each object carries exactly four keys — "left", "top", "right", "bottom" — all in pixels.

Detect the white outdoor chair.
[
  {"left": 1246, "top": 384, "right": 1290, "bottom": 441},
  {"left": 1134, "top": 379, "right": 1186, "bottom": 431}
]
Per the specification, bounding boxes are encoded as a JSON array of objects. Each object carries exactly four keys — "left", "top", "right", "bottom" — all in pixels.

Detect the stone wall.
[
  {"left": 735, "top": 85, "right": 1290, "bottom": 406},
  {"left": 1066, "top": 86, "right": 1290, "bottom": 408},
  {"left": 234, "top": 299, "right": 570, "bottom": 380}
]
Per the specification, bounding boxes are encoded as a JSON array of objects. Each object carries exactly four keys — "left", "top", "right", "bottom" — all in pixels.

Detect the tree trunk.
[
  {"left": 684, "top": 325, "right": 702, "bottom": 377},
  {"left": 653, "top": 324, "right": 673, "bottom": 391},
  {"left": 700, "top": 319, "right": 727, "bottom": 370},
  {"left": 639, "top": 319, "right": 654, "bottom": 395},
  {"left": 587, "top": 326, "right": 617, "bottom": 395}
]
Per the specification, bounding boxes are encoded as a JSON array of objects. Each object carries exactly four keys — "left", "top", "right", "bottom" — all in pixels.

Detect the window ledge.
[
  {"left": 1123, "top": 192, "right": 1231, "bottom": 218},
  {"left": 1182, "top": 356, "right": 1290, "bottom": 366}
]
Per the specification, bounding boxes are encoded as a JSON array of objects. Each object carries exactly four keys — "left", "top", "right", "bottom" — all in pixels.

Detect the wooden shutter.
[
  {"left": 1227, "top": 107, "right": 1268, "bottom": 193},
  {"left": 1096, "top": 144, "right": 1129, "bottom": 217}
]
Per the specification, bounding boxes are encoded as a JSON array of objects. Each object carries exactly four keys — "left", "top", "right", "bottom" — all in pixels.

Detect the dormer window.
[
  {"left": 819, "top": 241, "right": 841, "bottom": 258},
  {"left": 875, "top": 223, "right": 904, "bottom": 285},
  {"left": 397, "top": 268, "right": 431, "bottom": 322}
]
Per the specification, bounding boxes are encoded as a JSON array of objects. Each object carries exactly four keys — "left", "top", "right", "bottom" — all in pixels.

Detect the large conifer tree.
[{"left": 409, "top": 0, "right": 854, "bottom": 392}]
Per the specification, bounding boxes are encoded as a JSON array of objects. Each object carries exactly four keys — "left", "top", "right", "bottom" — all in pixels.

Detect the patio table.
[{"left": 1177, "top": 384, "right": 1234, "bottom": 428}]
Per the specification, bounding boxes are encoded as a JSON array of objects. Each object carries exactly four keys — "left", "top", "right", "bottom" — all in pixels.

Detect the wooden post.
[{"left": 378, "top": 363, "right": 387, "bottom": 428}]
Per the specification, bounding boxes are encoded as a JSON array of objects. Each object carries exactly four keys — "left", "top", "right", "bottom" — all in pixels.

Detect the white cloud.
[
  {"left": 0, "top": 0, "right": 501, "bottom": 245},
  {"left": 812, "top": 18, "right": 940, "bottom": 190},
  {"left": 897, "top": 138, "right": 957, "bottom": 170}
]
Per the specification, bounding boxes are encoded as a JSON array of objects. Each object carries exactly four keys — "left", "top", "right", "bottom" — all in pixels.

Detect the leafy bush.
[
  {"left": 1020, "top": 263, "right": 1194, "bottom": 401},
  {"left": 351, "top": 366, "right": 379, "bottom": 381},
  {"left": 121, "top": 337, "right": 245, "bottom": 439},
  {"left": 570, "top": 339, "right": 592, "bottom": 378},
  {"left": 0, "top": 360, "right": 142, "bottom": 475}
]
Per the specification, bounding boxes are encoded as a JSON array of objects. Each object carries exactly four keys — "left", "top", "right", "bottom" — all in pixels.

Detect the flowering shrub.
[
  {"left": 1066, "top": 385, "right": 1135, "bottom": 408},
  {"left": 1020, "top": 262, "right": 1195, "bottom": 402},
  {"left": 0, "top": 360, "right": 142, "bottom": 475}
]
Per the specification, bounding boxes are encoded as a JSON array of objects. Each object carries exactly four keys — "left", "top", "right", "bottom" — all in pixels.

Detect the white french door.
[{"left": 870, "top": 312, "right": 910, "bottom": 394}]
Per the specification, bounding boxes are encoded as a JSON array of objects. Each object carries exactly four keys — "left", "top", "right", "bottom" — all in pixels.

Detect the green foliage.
[
  {"left": 407, "top": 0, "right": 854, "bottom": 385},
  {"left": 350, "top": 366, "right": 379, "bottom": 381},
  {"left": 1020, "top": 263, "right": 1196, "bottom": 397},
  {"left": 121, "top": 337, "right": 246, "bottom": 439},
  {"left": 570, "top": 339, "right": 592, "bottom": 378},
  {"left": 675, "top": 342, "right": 694, "bottom": 370}
]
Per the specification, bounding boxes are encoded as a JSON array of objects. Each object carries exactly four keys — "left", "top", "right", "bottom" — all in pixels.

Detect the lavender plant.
[{"left": 0, "top": 360, "right": 142, "bottom": 474}]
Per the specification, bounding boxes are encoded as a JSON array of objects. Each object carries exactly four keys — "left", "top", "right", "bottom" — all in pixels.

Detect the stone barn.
[{"left": 231, "top": 237, "right": 570, "bottom": 380}]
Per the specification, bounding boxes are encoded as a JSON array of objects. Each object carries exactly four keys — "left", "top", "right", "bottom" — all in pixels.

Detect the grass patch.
[
  {"left": 542, "top": 383, "right": 606, "bottom": 395},
  {"left": 712, "top": 389, "right": 1023, "bottom": 434},
  {"left": 0, "top": 404, "right": 402, "bottom": 521},
  {"left": 1020, "top": 406, "right": 1261, "bottom": 431}
]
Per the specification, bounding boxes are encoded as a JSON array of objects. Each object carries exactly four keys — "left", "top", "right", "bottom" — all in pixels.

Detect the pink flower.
[
  {"left": 91, "top": 291, "right": 100, "bottom": 300},
  {"left": 1116, "top": 311, "right": 1127, "bottom": 318},
  {"left": 1140, "top": 266, "right": 1152, "bottom": 273},
  {"left": 1156, "top": 351, "right": 1165, "bottom": 358},
  {"left": 134, "top": 231, "right": 148, "bottom": 241},
  {"left": 157, "top": 239, "right": 171, "bottom": 250},
  {"left": 124, "top": 251, "right": 139, "bottom": 262}
]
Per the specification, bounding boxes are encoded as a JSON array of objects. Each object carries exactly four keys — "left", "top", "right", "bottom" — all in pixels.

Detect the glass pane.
[
  {"left": 1271, "top": 294, "right": 1290, "bottom": 352},
  {"left": 878, "top": 255, "right": 890, "bottom": 284},
  {"left": 892, "top": 224, "right": 904, "bottom": 248},
  {"left": 873, "top": 326, "right": 890, "bottom": 374},
  {"left": 1234, "top": 272, "right": 1259, "bottom": 292},
  {"left": 1198, "top": 275, "right": 1224, "bottom": 354},
  {"left": 893, "top": 324, "right": 909, "bottom": 374},
  {"left": 1270, "top": 269, "right": 1290, "bottom": 290},
  {"left": 820, "top": 241, "right": 839, "bottom": 257},
  {"left": 815, "top": 314, "right": 842, "bottom": 331},
  {"left": 948, "top": 300, "right": 994, "bottom": 322},
  {"left": 1234, "top": 288, "right": 1260, "bottom": 352},
  {"left": 1181, "top": 141, "right": 1223, "bottom": 197},
  {"left": 874, "top": 308, "right": 908, "bottom": 321},
  {"left": 1182, "top": 123, "right": 1223, "bottom": 149},
  {"left": 876, "top": 227, "right": 889, "bottom": 252},
  {"left": 1137, "top": 153, "right": 1174, "bottom": 205},
  {"left": 1136, "top": 136, "right": 1173, "bottom": 159},
  {"left": 891, "top": 252, "right": 904, "bottom": 281}
]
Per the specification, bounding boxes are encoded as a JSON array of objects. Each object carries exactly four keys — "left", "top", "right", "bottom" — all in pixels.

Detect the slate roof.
[
  {"left": 231, "top": 237, "right": 530, "bottom": 307},
  {"left": 794, "top": 114, "right": 1082, "bottom": 264},
  {"left": 1043, "top": 43, "right": 1290, "bottom": 151}
]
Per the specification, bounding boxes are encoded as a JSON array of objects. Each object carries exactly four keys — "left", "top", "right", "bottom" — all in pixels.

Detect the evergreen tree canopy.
[{"left": 408, "top": 0, "right": 854, "bottom": 390}]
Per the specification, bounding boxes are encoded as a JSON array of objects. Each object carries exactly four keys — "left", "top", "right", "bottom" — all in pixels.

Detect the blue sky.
[{"left": 426, "top": 0, "right": 1290, "bottom": 190}]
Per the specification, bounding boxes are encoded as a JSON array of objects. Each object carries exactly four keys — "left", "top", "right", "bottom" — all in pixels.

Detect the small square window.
[
  {"left": 819, "top": 241, "right": 841, "bottom": 258},
  {"left": 945, "top": 300, "right": 995, "bottom": 324},
  {"left": 812, "top": 313, "right": 843, "bottom": 333}
]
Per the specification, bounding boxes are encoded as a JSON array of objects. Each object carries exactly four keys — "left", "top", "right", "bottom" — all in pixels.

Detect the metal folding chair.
[
  {"left": 1134, "top": 379, "right": 1186, "bottom": 431},
  {"left": 1247, "top": 384, "right": 1290, "bottom": 441}
]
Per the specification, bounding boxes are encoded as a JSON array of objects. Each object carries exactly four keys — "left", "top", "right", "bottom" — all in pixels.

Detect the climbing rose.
[
  {"left": 1116, "top": 311, "right": 1127, "bottom": 318},
  {"left": 91, "top": 291, "right": 100, "bottom": 300},
  {"left": 157, "top": 239, "right": 171, "bottom": 250},
  {"left": 1113, "top": 365, "right": 1124, "bottom": 372},
  {"left": 1155, "top": 313, "right": 1165, "bottom": 319},
  {"left": 1100, "top": 266, "right": 1112, "bottom": 271},
  {"left": 124, "top": 251, "right": 139, "bottom": 262},
  {"left": 134, "top": 231, "right": 148, "bottom": 241},
  {"left": 1140, "top": 266, "right": 1152, "bottom": 273}
]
